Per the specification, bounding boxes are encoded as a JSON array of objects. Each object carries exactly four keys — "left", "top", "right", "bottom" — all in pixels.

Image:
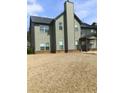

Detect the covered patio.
[{"left": 79, "top": 35, "right": 97, "bottom": 51}]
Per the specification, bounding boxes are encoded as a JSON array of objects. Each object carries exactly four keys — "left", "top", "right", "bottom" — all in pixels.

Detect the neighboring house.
[
  {"left": 29, "top": 1, "right": 97, "bottom": 53},
  {"left": 79, "top": 22, "right": 97, "bottom": 51}
]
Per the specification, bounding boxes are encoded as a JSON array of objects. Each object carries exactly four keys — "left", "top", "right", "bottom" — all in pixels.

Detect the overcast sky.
[{"left": 27, "top": 0, "right": 97, "bottom": 30}]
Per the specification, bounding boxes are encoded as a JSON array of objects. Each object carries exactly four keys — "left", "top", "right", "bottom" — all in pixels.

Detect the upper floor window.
[
  {"left": 40, "top": 25, "right": 49, "bottom": 33},
  {"left": 59, "top": 22, "right": 63, "bottom": 30},
  {"left": 75, "top": 25, "right": 78, "bottom": 31},
  {"left": 91, "top": 29, "right": 96, "bottom": 33}
]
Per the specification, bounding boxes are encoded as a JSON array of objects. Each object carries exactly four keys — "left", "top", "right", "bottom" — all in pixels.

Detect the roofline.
[
  {"left": 30, "top": 16, "right": 54, "bottom": 20},
  {"left": 30, "top": 16, "right": 54, "bottom": 25},
  {"left": 81, "top": 26, "right": 97, "bottom": 29},
  {"left": 30, "top": 13, "right": 96, "bottom": 29},
  {"left": 74, "top": 14, "right": 83, "bottom": 24},
  {"left": 54, "top": 12, "right": 64, "bottom": 20},
  {"left": 54, "top": 12, "right": 83, "bottom": 24}
]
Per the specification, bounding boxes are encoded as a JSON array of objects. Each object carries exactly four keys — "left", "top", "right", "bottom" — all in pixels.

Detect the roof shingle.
[{"left": 30, "top": 16, "right": 53, "bottom": 24}]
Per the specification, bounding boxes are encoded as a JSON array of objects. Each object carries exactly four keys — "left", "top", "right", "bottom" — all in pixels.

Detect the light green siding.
[
  {"left": 74, "top": 19, "right": 81, "bottom": 49},
  {"left": 55, "top": 15, "right": 65, "bottom": 50},
  {"left": 34, "top": 25, "right": 50, "bottom": 52}
]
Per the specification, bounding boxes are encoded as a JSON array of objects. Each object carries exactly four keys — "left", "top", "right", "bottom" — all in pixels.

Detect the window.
[
  {"left": 40, "top": 43, "right": 49, "bottom": 50},
  {"left": 91, "top": 29, "right": 94, "bottom": 33},
  {"left": 40, "top": 43, "right": 46, "bottom": 50},
  {"left": 59, "top": 41, "right": 64, "bottom": 50},
  {"left": 46, "top": 42, "right": 49, "bottom": 50},
  {"left": 91, "top": 29, "right": 96, "bottom": 33},
  {"left": 59, "top": 22, "right": 63, "bottom": 30},
  {"left": 75, "top": 40, "right": 78, "bottom": 45},
  {"left": 75, "top": 40, "right": 79, "bottom": 49},
  {"left": 75, "top": 25, "right": 78, "bottom": 31},
  {"left": 90, "top": 40, "right": 95, "bottom": 44},
  {"left": 40, "top": 25, "right": 49, "bottom": 33}
]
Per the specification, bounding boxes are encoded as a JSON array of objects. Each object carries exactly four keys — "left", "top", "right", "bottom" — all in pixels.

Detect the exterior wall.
[
  {"left": 89, "top": 39, "right": 97, "bottom": 49},
  {"left": 55, "top": 15, "right": 65, "bottom": 50},
  {"left": 34, "top": 25, "right": 50, "bottom": 52},
  {"left": 64, "top": 1, "right": 75, "bottom": 51},
  {"left": 49, "top": 21, "right": 56, "bottom": 53},
  {"left": 94, "top": 39, "right": 97, "bottom": 49},
  {"left": 81, "top": 28, "right": 97, "bottom": 37},
  {"left": 55, "top": 15, "right": 82, "bottom": 51},
  {"left": 30, "top": 22, "right": 35, "bottom": 52},
  {"left": 74, "top": 19, "right": 81, "bottom": 49},
  {"left": 81, "top": 28, "right": 91, "bottom": 37}
]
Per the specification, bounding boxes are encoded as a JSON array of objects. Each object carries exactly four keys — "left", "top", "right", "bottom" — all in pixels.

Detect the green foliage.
[{"left": 27, "top": 47, "right": 34, "bottom": 54}]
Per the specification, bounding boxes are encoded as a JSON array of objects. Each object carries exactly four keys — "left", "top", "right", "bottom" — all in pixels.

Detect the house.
[
  {"left": 28, "top": 0, "right": 97, "bottom": 53},
  {"left": 79, "top": 22, "right": 97, "bottom": 51}
]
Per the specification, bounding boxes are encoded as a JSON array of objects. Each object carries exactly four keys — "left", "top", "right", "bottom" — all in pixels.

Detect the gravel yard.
[{"left": 27, "top": 52, "right": 97, "bottom": 93}]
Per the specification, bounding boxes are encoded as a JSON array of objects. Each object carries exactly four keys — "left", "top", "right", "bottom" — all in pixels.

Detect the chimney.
[{"left": 64, "top": 1, "right": 75, "bottom": 52}]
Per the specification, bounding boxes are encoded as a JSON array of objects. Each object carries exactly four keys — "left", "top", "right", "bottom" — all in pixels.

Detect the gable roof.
[
  {"left": 74, "top": 14, "right": 97, "bottom": 29},
  {"left": 30, "top": 16, "right": 53, "bottom": 24},
  {"left": 81, "top": 22, "right": 91, "bottom": 28},
  {"left": 55, "top": 12, "right": 64, "bottom": 20},
  {"left": 74, "top": 14, "right": 94, "bottom": 28},
  {"left": 74, "top": 14, "right": 83, "bottom": 24},
  {"left": 54, "top": 12, "right": 83, "bottom": 24},
  {"left": 30, "top": 13, "right": 94, "bottom": 29}
]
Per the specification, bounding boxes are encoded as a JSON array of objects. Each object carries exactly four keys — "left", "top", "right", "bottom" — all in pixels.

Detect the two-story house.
[{"left": 28, "top": 0, "right": 97, "bottom": 53}]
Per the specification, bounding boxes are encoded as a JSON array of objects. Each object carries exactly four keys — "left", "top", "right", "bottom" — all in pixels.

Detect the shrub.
[{"left": 27, "top": 47, "right": 33, "bottom": 54}]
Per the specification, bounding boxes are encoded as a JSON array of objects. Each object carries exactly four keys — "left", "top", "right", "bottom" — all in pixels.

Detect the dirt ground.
[{"left": 27, "top": 52, "right": 97, "bottom": 93}]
